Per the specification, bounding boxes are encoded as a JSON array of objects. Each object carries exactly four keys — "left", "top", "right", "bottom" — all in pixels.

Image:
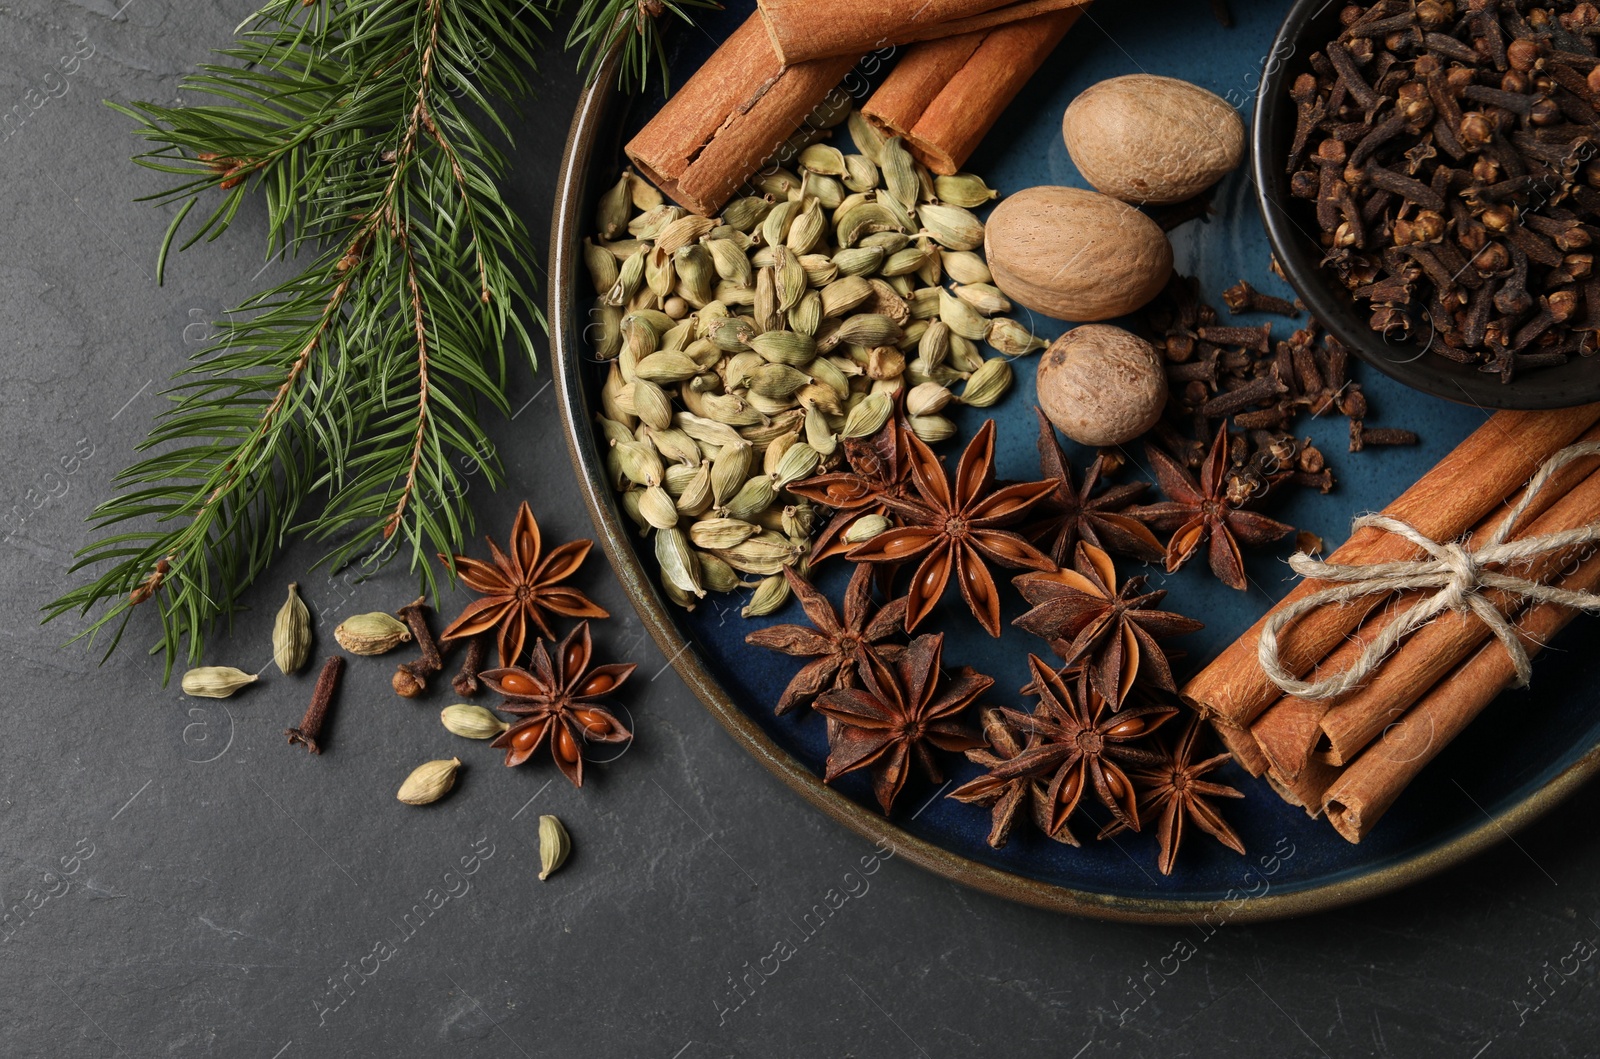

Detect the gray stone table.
[{"left": 3, "top": 2, "right": 1599, "bottom": 1056}]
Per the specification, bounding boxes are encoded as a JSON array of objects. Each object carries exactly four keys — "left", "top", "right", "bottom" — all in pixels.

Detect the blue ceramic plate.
[{"left": 549, "top": 0, "right": 1600, "bottom": 921}]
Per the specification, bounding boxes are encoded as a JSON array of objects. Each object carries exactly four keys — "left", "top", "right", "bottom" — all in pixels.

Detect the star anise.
[
  {"left": 949, "top": 655, "right": 1174, "bottom": 833},
  {"left": 814, "top": 633, "right": 990, "bottom": 814},
  {"left": 846, "top": 419, "right": 1055, "bottom": 637},
  {"left": 1100, "top": 714, "right": 1245, "bottom": 875},
  {"left": 744, "top": 564, "right": 908, "bottom": 716},
  {"left": 480, "top": 621, "right": 634, "bottom": 787},
  {"left": 1130, "top": 423, "right": 1292, "bottom": 590},
  {"left": 1012, "top": 542, "right": 1203, "bottom": 708},
  {"left": 788, "top": 413, "right": 914, "bottom": 561},
  {"left": 949, "top": 707, "right": 1080, "bottom": 849},
  {"left": 1025, "top": 408, "right": 1164, "bottom": 566},
  {"left": 438, "top": 501, "right": 609, "bottom": 667}
]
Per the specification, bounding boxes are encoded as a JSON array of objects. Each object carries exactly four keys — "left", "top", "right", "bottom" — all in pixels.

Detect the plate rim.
[{"left": 546, "top": 47, "right": 1600, "bottom": 923}]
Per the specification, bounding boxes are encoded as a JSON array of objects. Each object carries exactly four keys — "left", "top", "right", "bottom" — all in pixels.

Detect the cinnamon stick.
[
  {"left": 862, "top": 7, "right": 1085, "bottom": 174},
  {"left": 1250, "top": 426, "right": 1600, "bottom": 777},
  {"left": 624, "top": 14, "right": 859, "bottom": 217},
  {"left": 1182, "top": 404, "right": 1600, "bottom": 730},
  {"left": 1322, "top": 546, "right": 1600, "bottom": 843},
  {"left": 1316, "top": 454, "right": 1600, "bottom": 764},
  {"left": 758, "top": 0, "right": 1089, "bottom": 64},
  {"left": 1264, "top": 757, "right": 1341, "bottom": 818},
  {"left": 1212, "top": 716, "right": 1270, "bottom": 777}
]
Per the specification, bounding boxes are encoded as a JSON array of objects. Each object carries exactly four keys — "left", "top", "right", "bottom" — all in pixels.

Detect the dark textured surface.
[{"left": 5, "top": 2, "right": 1600, "bottom": 1056}]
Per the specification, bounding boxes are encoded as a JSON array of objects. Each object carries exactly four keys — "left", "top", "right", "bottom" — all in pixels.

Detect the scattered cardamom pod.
[
  {"left": 440, "top": 704, "right": 510, "bottom": 740},
  {"left": 334, "top": 612, "right": 413, "bottom": 656},
  {"left": 272, "top": 582, "right": 311, "bottom": 675},
  {"left": 181, "top": 666, "right": 258, "bottom": 699},
  {"left": 538, "top": 814, "right": 571, "bottom": 881},
  {"left": 397, "top": 758, "right": 461, "bottom": 806}
]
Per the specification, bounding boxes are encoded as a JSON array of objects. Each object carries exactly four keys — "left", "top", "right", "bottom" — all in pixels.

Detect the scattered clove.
[{"left": 286, "top": 656, "right": 344, "bottom": 755}]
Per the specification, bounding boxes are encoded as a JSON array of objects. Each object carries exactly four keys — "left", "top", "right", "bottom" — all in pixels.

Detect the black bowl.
[{"left": 1252, "top": 0, "right": 1600, "bottom": 410}]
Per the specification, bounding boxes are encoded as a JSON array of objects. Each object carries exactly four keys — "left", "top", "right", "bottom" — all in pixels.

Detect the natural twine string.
[{"left": 1258, "top": 440, "right": 1600, "bottom": 701}]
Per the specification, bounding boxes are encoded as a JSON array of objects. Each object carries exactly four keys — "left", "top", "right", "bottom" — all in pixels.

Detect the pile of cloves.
[
  {"left": 1139, "top": 273, "right": 1417, "bottom": 507},
  {"left": 1289, "top": 0, "right": 1600, "bottom": 381}
]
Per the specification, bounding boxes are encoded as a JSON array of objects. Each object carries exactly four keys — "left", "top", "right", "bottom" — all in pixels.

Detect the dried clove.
[
  {"left": 287, "top": 656, "right": 344, "bottom": 754},
  {"left": 393, "top": 596, "right": 444, "bottom": 698}
]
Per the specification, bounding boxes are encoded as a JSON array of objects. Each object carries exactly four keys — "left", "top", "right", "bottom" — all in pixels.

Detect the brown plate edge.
[{"left": 545, "top": 53, "right": 1600, "bottom": 924}]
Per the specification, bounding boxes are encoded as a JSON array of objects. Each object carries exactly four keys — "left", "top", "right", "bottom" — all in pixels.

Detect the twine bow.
[{"left": 1258, "top": 440, "right": 1600, "bottom": 701}]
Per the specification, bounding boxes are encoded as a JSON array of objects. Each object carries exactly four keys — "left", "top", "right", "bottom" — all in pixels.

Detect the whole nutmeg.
[
  {"left": 1035, "top": 325, "right": 1166, "bottom": 446},
  {"left": 984, "top": 187, "right": 1172, "bottom": 322},
  {"left": 1062, "top": 75, "right": 1245, "bottom": 205}
]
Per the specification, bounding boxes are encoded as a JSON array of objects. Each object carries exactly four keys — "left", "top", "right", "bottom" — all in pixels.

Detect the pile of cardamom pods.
[{"left": 585, "top": 109, "right": 1044, "bottom": 616}]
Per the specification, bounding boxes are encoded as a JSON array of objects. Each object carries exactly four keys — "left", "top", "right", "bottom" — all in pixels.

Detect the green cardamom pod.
[
  {"left": 908, "top": 413, "right": 957, "bottom": 444},
  {"left": 633, "top": 351, "right": 699, "bottom": 384},
  {"left": 905, "top": 381, "right": 953, "bottom": 416},
  {"left": 655, "top": 527, "right": 704, "bottom": 598},
  {"left": 749, "top": 330, "right": 818, "bottom": 367},
  {"left": 788, "top": 290, "right": 823, "bottom": 337},
  {"left": 441, "top": 704, "right": 509, "bottom": 740},
  {"left": 805, "top": 404, "right": 838, "bottom": 456},
  {"left": 674, "top": 243, "right": 715, "bottom": 306},
  {"left": 798, "top": 143, "right": 847, "bottom": 177},
  {"left": 842, "top": 152, "right": 879, "bottom": 193},
  {"left": 710, "top": 442, "right": 754, "bottom": 506},
  {"left": 630, "top": 377, "right": 674, "bottom": 431},
  {"left": 595, "top": 172, "right": 630, "bottom": 241},
  {"left": 698, "top": 550, "right": 743, "bottom": 593},
  {"left": 880, "top": 136, "right": 920, "bottom": 211},
  {"left": 629, "top": 203, "right": 683, "bottom": 241},
  {"left": 840, "top": 391, "right": 892, "bottom": 438},
  {"left": 762, "top": 199, "right": 798, "bottom": 249},
  {"left": 844, "top": 513, "right": 892, "bottom": 544},
  {"left": 705, "top": 237, "right": 754, "bottom": 288},
  {"left": 689, "top": 517, "right": 759, "bottom": 551},
  {"left": 806, "top": 356, "right": 851, "bottom": 399},
  {"left": 823, "top": 313, "right": 904, "bottom": 352},
  {"left": 676, "top": 461, "right": 715, "bottom": 516},
  {"left": 722, "top": 475, "right": 778, "bottom": 522},
  {"left": 953, "top": 282, "right": 1012, "bottom": 316},
  {"left": 934, "top": 173, "right": 999, "bottom": 208},
  {"left": 916, "top": 203, "right": 985, "bottom": 251},
  {"left": 847, "top": 109, "right": 887, "bottom": 164},
  {"left": 748, "top": 362, "right": 810, "bottom": 399},
  {"left": 774, "top": 246, "right": 808, "bottom": 313},
  {"left": 960, "top": 357, "right": 1014, "bottom": 408},
  {"left": 591, "top": 301, "right": 624, "bottom": 361},
  {"left": 939, "top": 289, "right": 990, "bottom": 341},
  {"left": 628, "top": 170, "right": 664, "bottom": 210},
  {"left": 721, "top": 196, "right": 771, "bottom": 233},
  {"left": 834, "top": 201, "right": 907, "bottom": 248},
  {"left": 397, "top": 758, "right": 461, "bottom": 806},
  {"left": 881, "top": 246, "right": 928, "bottom": 278},
  {"left": 771, "top": 442, "right": 819, "bottom": 488},
  {"left": 742, "top": 573, "right": 791, "bottom": 618},
  {"left": 830, "top": 246, "right": 885, "bottom": 279},
  {"left": 583, "top": 237, "right": 619, "bottom": 293},
  {"left": 639, "top": 484, "right": 679, "bottom": 529},
  {"left": 334, "top": 612, "right": 413, "bottom": 656},
  {"left": 807, "top": 174, "right": 846, "bottom": 210},
  {"left": 538, "top": 815, "right": 571, "bottom": 881},
  {"left": 181, "top": 665, "right": 259, "bottom": 699},
  {"left": 272, "top": 582, "right": 311, "bottom": 675},
  {"left": 820, "top": 275, "right": 873, "bottom": 318},
  {"left": 605, "top": 246, "right": 647, "bottom": 307},
  {"left": 798, "top": 253, "right": 838, "bottom": 288},
  {"left": 942, "top": 249, "right": 993, "bottom": 285},
  {"left": 654, "top": 214, "right": 718, "bottom": 254},
  {"left": 786, "top": 198, "right": 828, "bottom": 255},
  {"left": 985, "top": 317, "right": 1048, "bottom": 357}
]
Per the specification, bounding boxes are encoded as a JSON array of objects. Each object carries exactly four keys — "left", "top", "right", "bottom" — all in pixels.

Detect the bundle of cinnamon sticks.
[
  {"left": 626, "top": 0, "right": 1091, "bottom": 216},
  {"left": 1184, "top": 403, "right": 1600, "bottom": 843}
]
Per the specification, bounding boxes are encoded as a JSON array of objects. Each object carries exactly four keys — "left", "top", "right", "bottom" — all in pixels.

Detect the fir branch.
[
  {"left": 47, "top": 0, "right": 549, "bottom": 678},
  {"left": 566, "top": 0, "right": 720, "bottom": 93}
]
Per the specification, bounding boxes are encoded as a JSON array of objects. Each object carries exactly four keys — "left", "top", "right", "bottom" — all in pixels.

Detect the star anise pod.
[
  {"left": 814, "top": 633, "right": 990, "bottom": 814},
  {"left": 438, "top": 501, "right": 609, "bottom": 667},
  {"left": 1025, "top": 408, "right": 1164, "bottom": 566},
  {"left": 788, "top": 414, "right": 914, "bottom": 561},
  {"left": 949, "top": 707, "right": 1080, "bottom": 849},
  {"left": 1130, "top": 423, "right": 1292, "bottom": 590},
  {"left": 949, "top": 655, "right": 1174, "bottom": 833},
  {"left": 1100, "top": 714, "right": 1246, "bottom": 875},
  {"left": 1012, "top": 542, "right": 1203, "bottom": 708},
  {"left": 480, "top": 621, "right": 634, "bottom": 787},
  {"left": 846, "top": 419, "right": 1055, "bottom": 637},
  {"left": 744, "top": 565, "right": 908, "bottom": 716}
]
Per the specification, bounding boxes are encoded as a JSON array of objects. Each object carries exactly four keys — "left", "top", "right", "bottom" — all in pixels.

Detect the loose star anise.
[
  {"left": 744, "top": 564, "right": 908, "bottom": 716},
  {"left": 1025, "top": 408, "right": 1164, "bottom": 566},
  {"left": 788, "top": 413, "right": 914, "bottom": 561},
  {"left": 1013, "top": 543, "right": 1203, "bottom": 708},
  {"left": 846, "top": 419, "right": 1055, "bottom": 637},
  {"left": 438, "top": 501, "right": 609, "bottom": 667},
  {"left": 480, "top": 621, "right": 634, "bottom": 787},
  {"left": 1100, "top": 714, "right": 1245, "bottom": 875},
  {"left": 1130, "top": 423, "right": 1292, "bottom": 591},
  {"left": 949, "top": 707, "right": 1080, "bottom": 849},
  {"left": 949, "top": 655, "right": 1174, "bottom": 833},
  {"left": 814, "top": 633, "right": 990, "bottom": 814}
]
